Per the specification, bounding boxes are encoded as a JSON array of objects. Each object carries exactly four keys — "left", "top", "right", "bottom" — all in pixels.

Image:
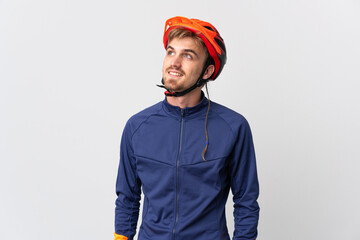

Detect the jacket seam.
[
  {"left": 210, "top": 107, "right": 238, "bottom": 142},
  {"left": 130, "top": 106, "right": 163, "bottom": 139},
  {"left": 181, "top": 156, "right": 227, "bottom": 166},
  {"left": 134, "top": 154, "right": 174, "bottom": 167}
]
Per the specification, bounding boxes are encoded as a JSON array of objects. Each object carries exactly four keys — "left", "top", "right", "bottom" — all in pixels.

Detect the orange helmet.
[{"left": 163, "top": 16, "right": 227, "bottom": 80}]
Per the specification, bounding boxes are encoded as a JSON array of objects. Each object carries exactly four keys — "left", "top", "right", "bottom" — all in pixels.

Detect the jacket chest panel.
[{"left": 132, "top": 115, "right": 235, "bottom": 165}]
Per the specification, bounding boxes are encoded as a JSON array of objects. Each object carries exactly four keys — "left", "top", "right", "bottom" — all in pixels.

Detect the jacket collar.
[{"left": 162, "top": 91, "right": 209, "bottom": 119}]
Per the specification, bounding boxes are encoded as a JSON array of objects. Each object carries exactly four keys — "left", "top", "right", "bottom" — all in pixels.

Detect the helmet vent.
[
  {"left": 215, "top": 38, "right": 226, "bottom": 53},
  {"left": 204, "top": 26, "right": 215, "bottom": 32}
]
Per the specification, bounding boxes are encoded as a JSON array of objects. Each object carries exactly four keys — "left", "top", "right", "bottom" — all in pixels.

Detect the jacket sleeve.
[
  {"left": 230, "top": 119, "right": 260, "bottom": 240},
  {"left": 114, "top": 120, "right": 142, "bottom": 240}
]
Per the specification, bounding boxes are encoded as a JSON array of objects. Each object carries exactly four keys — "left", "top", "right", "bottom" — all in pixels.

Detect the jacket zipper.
[{"left": 173, "top": 109, "right": 184, "bottom": 240}]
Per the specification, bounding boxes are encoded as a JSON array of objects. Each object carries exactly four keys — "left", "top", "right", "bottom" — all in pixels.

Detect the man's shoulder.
[
  {"left": 210, "top": 101, "right": 248, "bottom": 124},
  {"left": 125, "top": 101, "right": 163, "bottom": 130},
  {"left": 209, "top": 101, "right": 252, "bottom": 137},
  {"left": 131, "top": 101, "right": 163, "bottom": 118}
]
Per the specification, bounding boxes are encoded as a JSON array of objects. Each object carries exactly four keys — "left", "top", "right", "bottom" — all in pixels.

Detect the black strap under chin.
[{"left": 157, "top": 78, "right": 206, "bottom": 97}]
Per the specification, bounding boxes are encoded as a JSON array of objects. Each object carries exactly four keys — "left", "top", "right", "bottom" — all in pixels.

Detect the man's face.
[{"left": 162, "top": 37, "right": 208, "bottom": 92}]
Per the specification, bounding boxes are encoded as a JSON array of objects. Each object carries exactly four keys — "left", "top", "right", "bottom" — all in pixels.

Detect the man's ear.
[{"left": 202, "top": 65, "right": 215, "bottom": 80}]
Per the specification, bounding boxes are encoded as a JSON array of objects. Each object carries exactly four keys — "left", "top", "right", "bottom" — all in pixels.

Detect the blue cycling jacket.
[{"left": 115, "top": 94, "right": 260, "bottom": 240}]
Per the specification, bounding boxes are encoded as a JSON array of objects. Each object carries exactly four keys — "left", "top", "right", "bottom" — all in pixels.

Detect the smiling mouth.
[{"left": 168, "top": 71, "right": 183, "bottom": 77}]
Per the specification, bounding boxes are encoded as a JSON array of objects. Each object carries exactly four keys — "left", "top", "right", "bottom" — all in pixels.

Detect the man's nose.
[{"left": 170, "top": 55, "right": 181, "bottom": 68}]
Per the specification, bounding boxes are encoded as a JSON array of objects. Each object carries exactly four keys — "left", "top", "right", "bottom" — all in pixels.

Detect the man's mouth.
[{"left": 168, "top": 71, "right": 183, "bottom": 77}]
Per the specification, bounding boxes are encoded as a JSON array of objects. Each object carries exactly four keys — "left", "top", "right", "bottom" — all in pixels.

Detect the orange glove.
[{"left": 114, "top": 232, "right": 128, "bottom": 240}]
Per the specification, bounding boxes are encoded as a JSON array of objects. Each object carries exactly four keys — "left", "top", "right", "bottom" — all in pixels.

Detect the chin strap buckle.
[{"left": 164, "top": 91, "right": 176, "bottom": 96}]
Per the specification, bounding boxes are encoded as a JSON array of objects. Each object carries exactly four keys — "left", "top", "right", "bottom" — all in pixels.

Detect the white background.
[{"left": 1, "top": 0, "right": 360, "bottom": 239}]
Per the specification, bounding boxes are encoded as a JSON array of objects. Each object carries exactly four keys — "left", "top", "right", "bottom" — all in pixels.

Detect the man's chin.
[
  {"left": 166, "top": 88, "right": 180, "bottom": 93},
  {"left": 164, "top": 83, "right": 181, "bottom": 93}
]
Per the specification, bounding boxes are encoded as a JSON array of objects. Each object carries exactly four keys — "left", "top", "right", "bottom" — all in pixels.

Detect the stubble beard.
[
  {"left": 163, "top": 67, "right": 187, "bottom": 92},
  {"left": 164, "top": 77, "right": 184, "bottom": 92}
]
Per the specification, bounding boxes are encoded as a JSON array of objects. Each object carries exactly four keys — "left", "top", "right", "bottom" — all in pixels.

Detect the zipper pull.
[{"left": 181, "top": 109, "right": 185, "bottom": 118}]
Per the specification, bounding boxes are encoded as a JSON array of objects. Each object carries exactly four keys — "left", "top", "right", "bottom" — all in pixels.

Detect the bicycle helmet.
[{"left": 163, "top": 16, "right": 227, "bottom": 80}]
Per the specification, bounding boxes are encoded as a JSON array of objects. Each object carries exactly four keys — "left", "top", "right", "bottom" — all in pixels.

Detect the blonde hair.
[{"left": 167, "top": 27, "right": 209, "bottom": 59}]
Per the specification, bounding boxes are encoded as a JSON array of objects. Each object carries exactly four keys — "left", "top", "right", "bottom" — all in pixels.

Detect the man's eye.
[
  {"left": 185, "top": 54, "right": 192, "bottom": 59},
  {"left": 167, "top": 51, "right": 174, "bottom": 55}
]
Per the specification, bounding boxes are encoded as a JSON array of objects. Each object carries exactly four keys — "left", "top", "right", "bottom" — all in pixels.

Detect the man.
[{"left": 115, "top": 16, "right": 260, "bottom": 240}]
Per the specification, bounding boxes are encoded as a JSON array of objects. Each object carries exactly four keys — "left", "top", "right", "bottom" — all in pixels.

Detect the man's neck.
[{"left": 166, "top": 88, "right": 202, "bottom": 109}]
